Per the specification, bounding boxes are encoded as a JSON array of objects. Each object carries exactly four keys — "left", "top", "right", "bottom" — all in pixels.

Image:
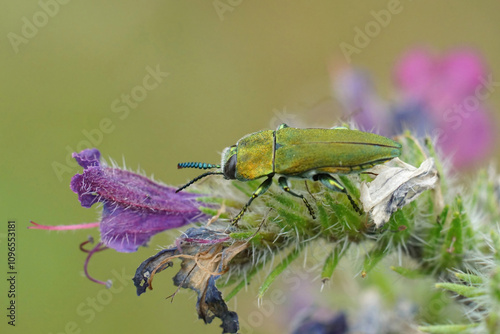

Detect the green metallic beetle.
[{"left": 177, "top": 124, "right": 402, "bottom": 224}]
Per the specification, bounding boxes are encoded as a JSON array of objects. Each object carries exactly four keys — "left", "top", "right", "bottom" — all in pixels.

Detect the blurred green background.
[{"left": 2, "top": 1, "right": 500, "bottom": 334}]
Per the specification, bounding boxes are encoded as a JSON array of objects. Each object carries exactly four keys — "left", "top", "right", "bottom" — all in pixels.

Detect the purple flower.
[
  {"left": 332, "top": 48, "right": 495, "bottom": 169},
  {"left": 332, "top": 67, "right": 390, "bottom": 134},
  {"left": 69, "top": 149, "right": 206, "bottom": 252},
  {"left": 30, "top": 148, "right": 208, "bottom": 284}
]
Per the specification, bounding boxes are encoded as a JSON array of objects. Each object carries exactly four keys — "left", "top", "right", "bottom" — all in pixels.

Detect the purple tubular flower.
[
  {"left": 30, "top": 148, "right": 209, "bottom": 286},
  {"left": 69, "top": 148, "right": 207, "bottom": 252}
]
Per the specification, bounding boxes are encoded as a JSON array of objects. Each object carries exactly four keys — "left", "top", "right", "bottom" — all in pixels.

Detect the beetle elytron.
[{"left": 176, "top": 124, "right": 401, "bottom": 224}]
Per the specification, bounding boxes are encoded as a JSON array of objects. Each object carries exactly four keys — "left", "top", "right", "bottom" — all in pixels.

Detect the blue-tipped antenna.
[
  {"left": 177, "top": 162, "right": 221, "bottom": 170},
  {"left": 176, "top": 161, "right": 223, "bottom": 193}
]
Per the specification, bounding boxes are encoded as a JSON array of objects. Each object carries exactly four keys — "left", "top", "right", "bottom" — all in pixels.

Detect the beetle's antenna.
[
  {"left": 177, "top": 162, "right": 221, "bottom": 170},
  {"left": 176, "top": 171, "right": 224, "bottom": 193}
]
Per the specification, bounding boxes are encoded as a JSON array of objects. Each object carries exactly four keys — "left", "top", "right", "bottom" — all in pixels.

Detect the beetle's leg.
[
  {"left": 278, "top": 176, "right": 316, "bottom": 219},
  {"left": 232, "top": 175, "right": 274, "bottom": 225},
  {"left": 314, "top": 174, "right": 363, "bottom": 215}
]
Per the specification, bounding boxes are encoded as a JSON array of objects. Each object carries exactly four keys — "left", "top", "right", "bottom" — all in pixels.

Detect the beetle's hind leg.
[
  {"left": 278, "top": 176, "right": 316, "bottom": 219},
  {"left": 314, "top": 174, "right": 363, "bottom": 215},
  {"left": 232, "top": 175, "right": 274, "bottom": 226}
]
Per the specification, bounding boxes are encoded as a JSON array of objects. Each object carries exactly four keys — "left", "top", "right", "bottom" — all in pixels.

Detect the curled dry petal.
[{"left": 360, "top": 158, "right": 439, "bottom": 227}]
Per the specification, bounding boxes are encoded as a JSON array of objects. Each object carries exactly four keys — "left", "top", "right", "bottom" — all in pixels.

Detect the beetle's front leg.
[
  {"left": 314, "top": 174, "right": 363, "bottom": 215},
  {"left": 232, "top": 175, "right": 274, "bottom": 225},
  {"left": 278, "top": 176, "right": 316, "bottom": 219}
]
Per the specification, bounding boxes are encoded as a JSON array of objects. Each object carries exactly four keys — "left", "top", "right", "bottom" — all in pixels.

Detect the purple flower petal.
[
  {"left": 70, "top": 168, "right": 100, "bottom": 208},
  {"left": 439, "top": 50, "right": 486, "bottom": 102},
  {"left": 332, "top": 67, "right": 390, "bottom": 134},
  {"left": 391, "top": 48, "right": 494, "bottom": 168},
  {"left": 394, "top": 48, "right": 487, "bottom": 110},
  {"left": 72, "top": 148, "right": 101, "bottom": 169},
  {"left": 70, "top": 148, "right": 207, "bottom": 252},
  {"left": 394, "top": 48, "right": 435, "bottom": 101},
  {"left": 100, "top": 202, "right": 204, "bottom": 253},
  {"left": 437, "top": 106, "right": 494, "bottom": 168}
]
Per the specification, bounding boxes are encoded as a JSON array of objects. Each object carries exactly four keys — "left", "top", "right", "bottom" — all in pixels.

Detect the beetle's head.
[{"left": 221, "top": 145, "right": 238, "bottom": 180}]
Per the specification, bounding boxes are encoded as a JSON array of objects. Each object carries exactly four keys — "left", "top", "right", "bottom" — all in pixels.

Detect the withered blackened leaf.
[
  {"left": 180, "top": 226, "right": 231, "bottom": 244},
  {"left": 174, "top": 273, "right": 239, "bottom": 333},
  {"left": 134, "top": 226, "right": 246, "bottom": 334},
  {"left": 205, "top": 276, "right": 239, "bottom": 332},
  {"left": 133, "top": 247, "right": 177, "bottom": 296}
]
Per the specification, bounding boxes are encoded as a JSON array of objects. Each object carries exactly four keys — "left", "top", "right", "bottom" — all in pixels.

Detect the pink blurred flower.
[{"left": 333, "top": 48, "right": 495, "bottom": 169}]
